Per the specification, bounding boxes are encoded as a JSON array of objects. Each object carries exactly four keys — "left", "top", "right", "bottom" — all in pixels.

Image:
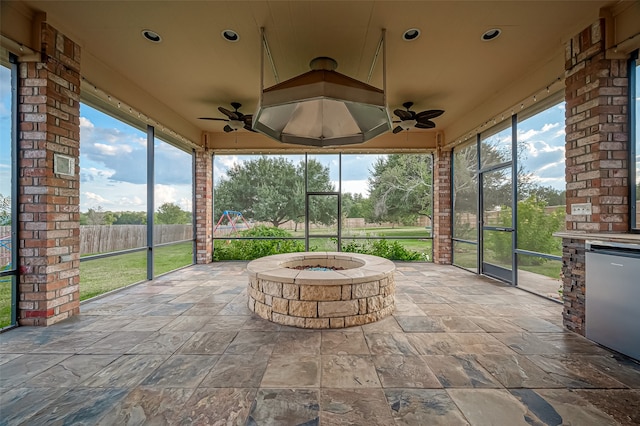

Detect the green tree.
[
  {"left": 525, "top": 186, "right": 565, "bottom": 206},
  {"left": 214, "top": 156, "right": 335, "bottom": 227},
  {"left": 113, "top": 211, "right": 147, "bottom": 225},
  {"left": 486, "top": 196, "right": 564, "bottom": 264},
  {"left": 341, "top": 192, "right": 372, "bottom": 220},
  {"left": 156, "top": 202, "right": 191, "bottom": 224},
  {"left": 84, "top": 206, "right": 112, "bottom": 225},
  {"left": 367, "top": 154, "right": 432, "bottom": 225},
  {"left": 0, "top": 194, "right": 10, "bottom": 226}
]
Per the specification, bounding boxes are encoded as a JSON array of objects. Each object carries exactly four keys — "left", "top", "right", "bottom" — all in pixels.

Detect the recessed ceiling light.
[
  {"left": 481, "top": 28, "right": 502, "bottom": 41},
  {"left": 402, "top": 28, "right": 421, "bottom": 41},
  {"left": 141, "top": 29, "right": 162, "bottom": 43},
  {"left": 221, "top": 29, "right": 240, "bottom": 42}
]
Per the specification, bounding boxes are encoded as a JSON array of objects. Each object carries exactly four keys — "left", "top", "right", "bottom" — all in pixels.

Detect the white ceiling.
[{"left": 2, "top": 0, "right": 629, "bottom": 150}]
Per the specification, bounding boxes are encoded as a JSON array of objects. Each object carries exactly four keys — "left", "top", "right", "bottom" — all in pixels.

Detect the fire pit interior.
[{"left": 247, "top": 252, "right": 395, "bottom": 329}]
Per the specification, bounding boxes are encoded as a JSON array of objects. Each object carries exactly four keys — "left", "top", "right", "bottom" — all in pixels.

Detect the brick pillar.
[
  {"left": 18, "top": 23, "right": 81, "bottom": 325},
  {"left": 194, "top": 149, "right": 213, "bottom": 263},
  {"left": 564, "top": 19, "right": 629, "bottom": 233},
  {"left": 561, "top": 19, "right": 630, "bottom": 335},
  {"left": 433, "top": 147, "right": 452, "bottom": 264}
]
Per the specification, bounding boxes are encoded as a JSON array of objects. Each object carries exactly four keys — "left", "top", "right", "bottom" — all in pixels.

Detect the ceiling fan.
[
  {"left": 199, "top": 102, "right": 255, "bottom": 132},
  {"left": 392, "top": 101, "right": 444, "bottom": 134}
]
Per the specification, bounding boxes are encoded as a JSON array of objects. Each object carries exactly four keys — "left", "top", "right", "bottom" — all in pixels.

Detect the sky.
[
  {"left": 213, "top": 153, "right": 385, "bottom": 197},
  {"left": 79, "top": 105, "right": 193, "bottom": 213},
  {"left": 2, "top": 64, "right": 639, "bottom": 214},
  {"left": 516, "top": 103, "right": 567, "bottom": 191},
  {"left": 0, "top": 65, "right": 11, "bottom": 201}
]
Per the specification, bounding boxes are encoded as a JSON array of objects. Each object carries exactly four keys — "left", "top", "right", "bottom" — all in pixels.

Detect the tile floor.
[{"left": 1, "top": 262, "right": 639, "bottom": 425}]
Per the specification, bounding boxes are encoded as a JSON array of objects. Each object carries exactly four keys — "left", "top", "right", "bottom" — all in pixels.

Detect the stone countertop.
[{"left": 554, "top": 232, "right": 640, "bottom": 244}]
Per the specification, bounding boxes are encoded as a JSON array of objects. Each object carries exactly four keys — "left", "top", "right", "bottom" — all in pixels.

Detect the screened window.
[
  {"left": 212, "top": 153, "right": 433, "bottom": 261},
  {"left": 79, "top": 104, "right": 149, "bottom": 298},
  {"left": 0, "top": 50, "right": 17, "bottom": 328},
  {"left": 78, "top": 103, "right": 195, "bottom": 298},
  {"left": 515, "top": 99, "right": 565, "bottom": 293},
  {"left": 153, "top": 137, "right": 194, "bottom": 276},
  {"left": 452, "top": 142, "right": 479, "bottom": 272}
]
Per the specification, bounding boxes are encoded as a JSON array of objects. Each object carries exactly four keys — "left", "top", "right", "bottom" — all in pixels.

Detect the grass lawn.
[
  {"left": 454, "top": 247, "right": 561, "bottom": 280},
  {"left": 80, "top": 242, "right": 193, "bottom": 301},
  {"left": 0, "top": 277, "right": 14, "bottom": 329}
]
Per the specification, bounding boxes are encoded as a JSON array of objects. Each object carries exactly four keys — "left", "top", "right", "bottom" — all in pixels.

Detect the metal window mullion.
[
  {"left": 338, "top": 153, "right": 342, "bottom": 251},
  {"left": 476, "top": 133, "right": 482, "bottom": 272},
  {"left": 147, "top": 125, "right": 154, "bottom": 280},
  {"left": 191, "top": 149, "right": 196, "bottom": 264},
  {"left": 211, "top": 152, "right": 216, "bottom": 259},
  {"left": 304, "top": 153, "right": 309, "bottom": 251},
  {"left": 511, "top": 114, "right": 518, "bottom": 286},
  {"left": 514, "top": 248, "right": 561, "bottom": 262},
  {"left": 10, "top": 53, "right": 18, "bottom": 326},
  {"left": 630, "top": 51, "right": 638, "bottom": 230}
]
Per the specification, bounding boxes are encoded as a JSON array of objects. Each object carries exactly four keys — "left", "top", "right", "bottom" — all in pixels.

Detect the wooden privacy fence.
[{"left": 80, "top": 224, "right": 192, "bottom": 255}]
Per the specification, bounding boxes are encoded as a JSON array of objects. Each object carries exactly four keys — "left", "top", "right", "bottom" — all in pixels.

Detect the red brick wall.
[
  {"left": 562, "top": 19, "right": 631, "bottom": 335},
  {"left": 433, "top": 148, "right": 452, "bottom": 264},
  {"left": 194, "top": 149, "right": 213, "bottom": 263},
  {"left": 564, "top": 19, "right": 629, "bottom": 233},
  {"left": 18, "top": 23, "right": 81, "bottom": 325}
]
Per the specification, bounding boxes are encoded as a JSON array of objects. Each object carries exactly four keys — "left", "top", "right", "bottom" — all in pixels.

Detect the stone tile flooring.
[{"left": 1, "top": 262, "right": 639, "bottom": 425}]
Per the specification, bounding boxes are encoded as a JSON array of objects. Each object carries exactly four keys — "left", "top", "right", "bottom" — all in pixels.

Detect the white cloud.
[
  {"left": 518, "top": 128, "right": 540, "bottom": 142},
  {"left": 94, "top": 142, "right": 133, "bottom": 156},
  {"left": 79, "top": 116, "right": 94, "bottom": 129},
  {"left": 82, "top": 167, "right": 115, "bottom": 179},
  {"left": 154, "top": 184, "right": 178, "bottom": 206},
  {"left": 220, "top": 155, "right": 241, "bottom": 169},
  {"left": 84, "top": 191, "right": 109, "bottom": 204},
  {"left": 541, "top": 122, "right": 560, "bottom": 132}
]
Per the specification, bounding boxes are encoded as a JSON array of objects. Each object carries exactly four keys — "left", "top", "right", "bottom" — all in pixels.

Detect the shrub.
[
  {"left": 342, "top": 239, "right": 425, "bottom": 261},
  {"left": 213, "top": 225, "right": 305, "bottom": 260}
]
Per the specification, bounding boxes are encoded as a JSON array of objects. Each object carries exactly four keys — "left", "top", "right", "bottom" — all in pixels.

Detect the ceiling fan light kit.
[
  {"left": 391, "top": 101, "right": 444, "bottom": 134},
  {"left": 253, "top": 29, "right": 391, "bottom": 147}
]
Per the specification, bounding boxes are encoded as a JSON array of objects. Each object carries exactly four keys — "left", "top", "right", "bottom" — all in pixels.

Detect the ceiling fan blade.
[
  {"left": 218, "top": 106, "right": 240, "bottom": 120},
  {"left": 198, "top": 117, "right": 228, "bottom": 121},
  {"left": 393, "top": 109, "right": 413, "bottom": 121},
  {"left": 243, "top": 115, "right": 253, "bottom": 125},
  {"left": 415, "top": 121, "right": 436, "bottom": 129},
  {"left": 392, "top": 126, "right": 404, "bottom": 134},
  {"left": 415, "top": 109, "right": 444, "bottom": 120},
  {"left": 223, "top": 124, "right": 235, "bottom": 133},
  {"left": 244, "top": 124, "right": 256, "bottom": 132}
]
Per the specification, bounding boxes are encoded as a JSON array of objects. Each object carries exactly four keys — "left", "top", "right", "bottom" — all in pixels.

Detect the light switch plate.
[{"left": 571, "top": 203, "right": 592, "bottom": 215}]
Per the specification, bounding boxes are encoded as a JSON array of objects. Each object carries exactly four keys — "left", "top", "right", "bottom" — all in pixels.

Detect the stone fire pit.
[{"left": 247, "top": 252, "right": 395, "bottom": 329}]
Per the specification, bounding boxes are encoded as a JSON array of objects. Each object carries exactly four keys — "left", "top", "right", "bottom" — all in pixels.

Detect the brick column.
[
  {"left": 18, "top": 23, "right": 81, "bottom": 325},
  {"left": 564, "top": 19, "right": 629, "bottom": 233},
  {"left": 194, "top": 149, "right": 213, "bottom": 263},
  {"left": 561, "top": 19, "right": 630, "bottom": 334},
  {"left": 433, "top": 147, "right": 453, "bottom": 264}
]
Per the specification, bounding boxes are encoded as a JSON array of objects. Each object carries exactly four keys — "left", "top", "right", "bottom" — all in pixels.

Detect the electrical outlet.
[{"left": 571, "top": 203, "right": 592, "bottom": 215}]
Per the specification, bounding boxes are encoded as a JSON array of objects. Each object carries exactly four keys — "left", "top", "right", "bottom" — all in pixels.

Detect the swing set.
[{"left": 213, "top": 210, "right": 251, "bottom": 236}]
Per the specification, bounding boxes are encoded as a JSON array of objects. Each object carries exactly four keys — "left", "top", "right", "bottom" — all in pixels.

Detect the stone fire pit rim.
[{"left": 246, "top": 251, "right": 395, "bottom": 285}]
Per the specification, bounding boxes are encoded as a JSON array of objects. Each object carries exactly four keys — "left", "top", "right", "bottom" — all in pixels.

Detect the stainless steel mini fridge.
[{"left": 585, "top": 240, "right": 640, "bottom": 361}]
